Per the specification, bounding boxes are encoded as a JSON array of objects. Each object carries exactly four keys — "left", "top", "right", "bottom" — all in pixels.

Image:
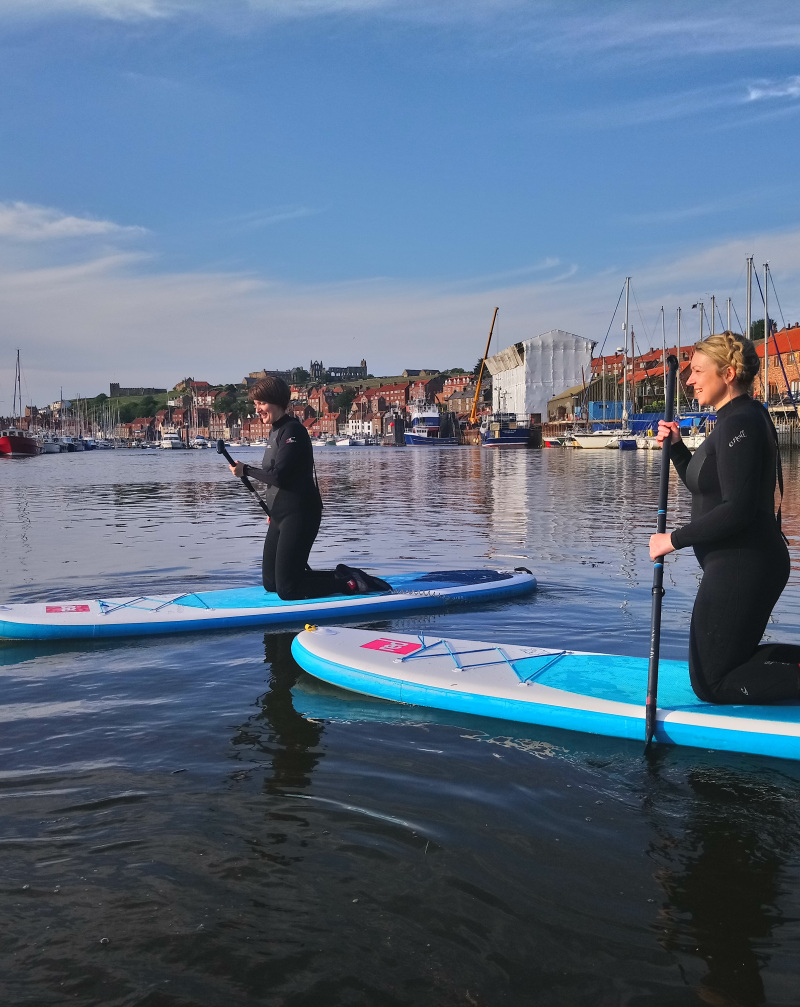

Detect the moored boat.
[
  {"left": 0, "top": 427, "right": 39, "bottom": 458},
  {"left": 404, "top": 402, "right": 458, "bottom": 446},
  {"left": 1, "top": 351, "right": 39, "bottom": 458},
  {"left": 160, "top": 431, "right": 185, "bottom": 449},
  {"left": 480, "top": 412, "right": 531, "bottom": 448}
]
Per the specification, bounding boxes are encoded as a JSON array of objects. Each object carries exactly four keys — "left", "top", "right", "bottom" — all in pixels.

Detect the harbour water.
[{"left": 2, "top": 447, "right": 800, "bottom": 1006}]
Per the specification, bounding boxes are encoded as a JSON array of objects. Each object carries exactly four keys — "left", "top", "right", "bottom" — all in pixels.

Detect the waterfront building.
[
  {"left": 753, "top": 324, "right": 800, "bottom": 403},
  {"left": 486, "top": 329, "right": 594, "bottom": 421},
  {"left": 110, "top": 383, "right": 167, "bottom": 398},
  {"left": 409, "top": 375, "right": 445, "bottom": 402}
]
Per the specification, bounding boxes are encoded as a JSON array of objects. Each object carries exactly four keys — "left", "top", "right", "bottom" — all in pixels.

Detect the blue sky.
[{"left": 2, "top": 0, "right": 800, "bottom": 406}]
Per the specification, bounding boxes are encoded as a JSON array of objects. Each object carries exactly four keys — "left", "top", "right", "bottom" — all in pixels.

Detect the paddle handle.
[
  {"left": 217, "top": 439, "right": 271, "bottom": 517},
  {"left": 645, "top": 355, "right": 679, "bottom": 749}
]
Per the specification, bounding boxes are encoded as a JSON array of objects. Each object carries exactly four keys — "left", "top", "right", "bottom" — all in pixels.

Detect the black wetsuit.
[
  {"left": 670, "top": 394, "right": 800, "bottom": 704},
  {"left": 244, "top": 415, "right": 342, "bottom": 600}
]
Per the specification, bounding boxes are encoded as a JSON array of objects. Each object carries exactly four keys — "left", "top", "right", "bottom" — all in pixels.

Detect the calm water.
[{"left": 2, "top": 446, "right": 800, "bottom": 1007}]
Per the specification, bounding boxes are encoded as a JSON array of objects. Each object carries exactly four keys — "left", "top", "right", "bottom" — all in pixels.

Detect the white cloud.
[
  {"left": 226, "top": 206, "right": 320, "bottom": 231},
  {"left": 1, "top": 0, "right": 799, "bottom": 67},
  {"left": 747, "top": 76, "right": 800, "bottom": 102},
  {"left": 0, "top": 202, "right": 147, "bottom": 242},
  {"left": 0, "top": 0, "right": 168, "bottom": 19},
  {"left": 4, "top": 224, "right": 800, "bottom": 405}
]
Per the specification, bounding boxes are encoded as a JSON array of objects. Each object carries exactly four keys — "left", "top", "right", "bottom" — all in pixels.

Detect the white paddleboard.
[
  {"left": 0, "top": 569, "right": 535, "bottom": 641},
  {"left": 291, "top": 626, "right": 800, "bottom": 761}
]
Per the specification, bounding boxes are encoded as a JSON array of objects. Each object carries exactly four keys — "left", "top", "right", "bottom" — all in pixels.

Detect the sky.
[{"left": 2, "top": 0, "right": 800, "bottom": 408}]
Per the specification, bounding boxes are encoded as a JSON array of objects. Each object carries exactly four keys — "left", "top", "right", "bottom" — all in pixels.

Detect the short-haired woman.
[
  {"left": 229, "top": 376, "right": 390, "bottom": 600},
  {"left": 650, "top": 331, "right": 800, "bottom": 704}
]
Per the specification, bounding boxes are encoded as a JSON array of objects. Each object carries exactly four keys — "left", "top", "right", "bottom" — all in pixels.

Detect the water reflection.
[
  {"left": 230, "top": 632, "right": 325, "bottom": 794},
  {"left": 647, "top": 754, "right": 798, "bottom": 1006}
]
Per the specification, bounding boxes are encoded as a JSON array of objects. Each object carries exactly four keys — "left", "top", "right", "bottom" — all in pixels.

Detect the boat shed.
[{"left": 485, "top": 329, "right": 595, "bottom": 419}]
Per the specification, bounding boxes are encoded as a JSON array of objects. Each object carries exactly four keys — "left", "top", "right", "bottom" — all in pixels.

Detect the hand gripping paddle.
[{"left": 217, "top": 439, "right": 271, "bottom": 517}]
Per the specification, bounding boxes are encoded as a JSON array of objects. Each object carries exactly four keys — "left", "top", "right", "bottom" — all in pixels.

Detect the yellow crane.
[{"left": 469, "top": 307, "right": 499, "bottom": 426}]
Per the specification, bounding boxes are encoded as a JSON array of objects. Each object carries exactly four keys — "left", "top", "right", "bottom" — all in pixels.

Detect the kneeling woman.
[
  {"left": 229, "top": 376, "right": 389, "bottom": 600},
  {"left": 650, "top": 332, "right": 800, "bottom": 704}
]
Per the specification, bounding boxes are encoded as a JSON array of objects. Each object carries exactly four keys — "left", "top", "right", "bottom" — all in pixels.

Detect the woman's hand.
[
  {"left": 229, "top": 461, "right": 246, "bottom": 477},
  {"left": 656, "top": 420, "right": 681, "bottom": 445},
  {"left": 649, "top": 533, "right": 675, "bottom": 561}
]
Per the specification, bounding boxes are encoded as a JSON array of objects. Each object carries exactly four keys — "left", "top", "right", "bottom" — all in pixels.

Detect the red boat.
[
  {"left": 0, "top": 427, "right": 39, "bottom": 457},
  {"left": 1, "top": 351, "right": 40, "bottom": 458}
]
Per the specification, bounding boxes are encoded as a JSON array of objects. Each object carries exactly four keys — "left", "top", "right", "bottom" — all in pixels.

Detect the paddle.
[
  {"left": 645, "top": 354, "right": 679, "bottom": 750},
  {"left": 216, "top": 439, "right": 271, "bottom": 517}
]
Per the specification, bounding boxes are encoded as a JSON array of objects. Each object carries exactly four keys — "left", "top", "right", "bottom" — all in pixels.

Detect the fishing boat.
[
  {"left": 404, "top": 402, "right": 458, "bottom": 445},
  {"left": 0, "top": 426, "right": 39, "bottom": 458},
  {"left": 480, "top": 412, "right": 531, "bottom": 448},
  {"left": 0, "top": 352, "right": 39, "bottom": 458}
]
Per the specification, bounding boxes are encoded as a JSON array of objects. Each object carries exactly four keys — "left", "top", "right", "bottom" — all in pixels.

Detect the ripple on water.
[{"left": 1, "top": 448, "right": 800, "bottom": 1004}]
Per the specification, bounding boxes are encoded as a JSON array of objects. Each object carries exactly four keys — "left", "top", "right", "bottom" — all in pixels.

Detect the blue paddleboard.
[
  {"left": 0, "top": 569, "right": 535, "bottom": 641},
  {"left": 291, "top": 626, "right": 800, "bottom": 761}
]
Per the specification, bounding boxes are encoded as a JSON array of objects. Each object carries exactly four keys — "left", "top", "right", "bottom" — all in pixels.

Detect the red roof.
[{"left": 756, "top": 326, "right": 800, "bottom": 357}]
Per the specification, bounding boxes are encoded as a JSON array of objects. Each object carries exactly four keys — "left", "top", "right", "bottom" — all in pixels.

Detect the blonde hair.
[{"left": 694, "top": 331, "right": 760, "bottom": 388}]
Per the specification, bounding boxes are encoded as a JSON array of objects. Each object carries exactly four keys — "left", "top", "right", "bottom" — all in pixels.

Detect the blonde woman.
[{"left": 650, "top": 332, "right": 800, "bottom": 704}]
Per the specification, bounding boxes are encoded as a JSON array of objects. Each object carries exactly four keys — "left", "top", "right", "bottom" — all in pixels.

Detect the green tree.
[
  {"left": 119, "top": 402, "right": 138, "bottom": 423},
  {"left": 333, "top": 387, "right": 357, "bottom": 414},
  {"left": 474, "top": 358, "right": 486, "bottom": 376},
  {"left": 750, "top": 318, "right": 776, "bottom": 344},
  {"left": 292, "top": 367, "right": 310, "bottom": 384},
  {"left": 140, "top": 395, "right": 158, "bottom": 416}
]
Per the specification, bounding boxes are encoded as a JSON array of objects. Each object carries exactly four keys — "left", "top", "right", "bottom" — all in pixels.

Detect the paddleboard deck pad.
[
  {"left": 291, "top": 626, "right": 800, "bottom": 761},
  {"left": 0, "top": 569, "right": 535, "bottom": 641}
]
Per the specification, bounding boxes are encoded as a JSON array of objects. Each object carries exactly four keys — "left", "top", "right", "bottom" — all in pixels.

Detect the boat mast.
[
  {"left": 746, "top": 255, "right": 753, "bottom": 339},
  {"left": 676, "top": 306, "right": 682, "bottom": 415},
  {"left": 661, "top": 306, "right": 666, "bottom": 387},
  {"left": 727, "top": 297, "right": 731, "bottom": 332},
  {"left": 710, "top": 295, "right": 715, "bottom": 336},
  {"left": 13, "top": 349, "right": 22, "bottom": 421},
  {"left": 764, "top": 262, "right": 769, "bottom": 406},
  {"left": 469, "top": 307, "right": 499, "bottom": 425},
  {"left": 622, "top": 277, "right": 630, "bottom": 431}
]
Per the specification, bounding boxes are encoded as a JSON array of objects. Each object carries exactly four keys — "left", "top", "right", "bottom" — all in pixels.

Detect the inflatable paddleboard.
[
  {"left": 0, "top": 569, "right": 535, "bottom": 641},
  {"left": 291, "top": 626, "right": 800, "bottom": 761}
]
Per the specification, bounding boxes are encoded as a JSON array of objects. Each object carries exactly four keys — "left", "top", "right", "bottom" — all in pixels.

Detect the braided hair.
[{"left": 694, "top": 331, "right": 761, "bottom": 389}]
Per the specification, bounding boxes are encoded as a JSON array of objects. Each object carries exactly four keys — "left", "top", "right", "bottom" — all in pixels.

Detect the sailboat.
[
  {"left": 0, "top": 351, "right": 39, "bottom": 458},
  {"left": 570, "top": 278, "right": 637, "bottom": 449}
]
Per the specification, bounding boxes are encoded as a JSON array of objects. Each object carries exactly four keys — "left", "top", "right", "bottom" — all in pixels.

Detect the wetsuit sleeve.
[
  {"left": 670, "top": 440, "right": 692, "bottom": 484},
  {"left": 245, "top": 426, "right": 309, "bottom": 489},
  {"left": 670, "top": 413, "right": 768, "bottom": 549}
]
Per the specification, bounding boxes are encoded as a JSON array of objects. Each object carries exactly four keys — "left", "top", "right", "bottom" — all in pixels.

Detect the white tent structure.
[{"left": 485, "top": 329, "right": 595, "bottom": 418}]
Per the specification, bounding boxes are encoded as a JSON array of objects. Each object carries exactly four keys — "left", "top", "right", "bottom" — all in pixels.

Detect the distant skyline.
[{"left": 1, "top": 1, "right": 800, "bottom": 407}]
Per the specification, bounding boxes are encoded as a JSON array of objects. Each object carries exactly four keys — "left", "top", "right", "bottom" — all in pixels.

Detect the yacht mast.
[
  {"left": 764, "top": 262, "right": 769, "bottom": 406},
  {"left": 746, "top": 255, "right": 753, "bottom": 339},
  {"left": 622, "top": 277, "right": 630, "bottom": 431},
  {"left": 677, "top": 306, "right": 682, "bottom": 414}
]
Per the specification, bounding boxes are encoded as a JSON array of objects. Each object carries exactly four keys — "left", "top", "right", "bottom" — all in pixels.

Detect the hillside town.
[{"left": 6, "top": 320, "right": 800, "bottom": 451}]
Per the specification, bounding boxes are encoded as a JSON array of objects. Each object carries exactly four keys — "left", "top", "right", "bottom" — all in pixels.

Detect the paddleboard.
[
  {"left": 0, "top": 569, "right": 535, "bottom": 641},
  {"left": 291, "top": 626, "right": 800, "bottom": 761}
]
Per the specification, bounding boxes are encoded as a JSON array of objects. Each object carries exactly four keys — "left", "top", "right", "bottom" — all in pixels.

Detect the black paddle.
[
  {"left": 216, "top": 439, "right": 271, "bottom": 517},
  {"left": 645, "top": 354, "right": 679, "bottom": 750}
]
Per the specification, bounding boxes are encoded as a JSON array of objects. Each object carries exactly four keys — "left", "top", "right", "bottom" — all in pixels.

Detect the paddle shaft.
[
  {"left": 216, "top": 439, "right": 271, "bottom": 517},
  {"left": 645, "top": 354, "right": 679, "bottom": 749}
]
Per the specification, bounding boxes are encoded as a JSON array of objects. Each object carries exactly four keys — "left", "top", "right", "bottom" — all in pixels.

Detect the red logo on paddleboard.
[
  {"left": 46, "top": 605, "right": 90, "bottom": 614},
  {"left": 361, "top": 638, "right": 421, "bottom": 655}
]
